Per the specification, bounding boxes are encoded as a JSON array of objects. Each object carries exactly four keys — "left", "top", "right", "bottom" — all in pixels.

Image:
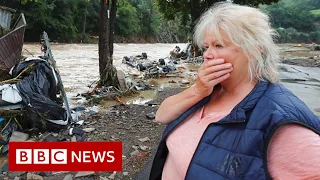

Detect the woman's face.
[{"left": 203, "top": 32, "right": 250, "bottom": 84}]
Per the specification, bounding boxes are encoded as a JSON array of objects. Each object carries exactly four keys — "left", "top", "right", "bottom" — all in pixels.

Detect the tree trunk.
[
  {"left": 109, "top": 0, "right": 117, "bottom": 56},
  {"left": 99, "top": 0, "right": 119, "bottom": 88}
]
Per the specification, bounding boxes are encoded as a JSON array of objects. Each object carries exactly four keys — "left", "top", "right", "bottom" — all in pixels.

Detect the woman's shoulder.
[
  {"left": 264, "top": 82, "right": 296, "bottom": 97},
  {"left": 253, "top": 82, "right": 319, "bottom": 123},
  {"left": 261, "top": 82, "right": 311, "bottom": 113}
]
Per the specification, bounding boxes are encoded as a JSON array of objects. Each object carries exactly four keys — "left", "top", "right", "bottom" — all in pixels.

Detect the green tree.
[
  {"left": 261, "top": 0, "right": 317, "bottom": 32},
  {"left": 116, "top": 0, "right": 140, "bottom": 37},
  {"left": 11, "top": 0, "right": 81, "bottom": 42},
  {"left": 83, "top": 0, "right": 100, "bottom": 37},
  {"left": 261, "top": 0, "right": 318, "bottom": 43},
  {"left": 156, "top": 13, "right": 191, "bottom": 43},
  {"left": 130, "top": 0, "right": 160, "bottom": 40},
  {"left": 156, "top": 0, "right": 280, "bottom": 30}
]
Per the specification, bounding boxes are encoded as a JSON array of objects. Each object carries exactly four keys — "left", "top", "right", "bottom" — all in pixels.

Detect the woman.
[{"left": 150, "top": 2, "right": 320, "bottom": 180}]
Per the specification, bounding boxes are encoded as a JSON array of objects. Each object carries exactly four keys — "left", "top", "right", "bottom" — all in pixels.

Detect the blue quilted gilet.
[{"left": 150, "top": 80, "right": 320, "bottom": 180}]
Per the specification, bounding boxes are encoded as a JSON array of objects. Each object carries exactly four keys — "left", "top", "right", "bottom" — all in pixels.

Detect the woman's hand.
[{"left": 194, "top": 58, "right": 233, "bottom": 97}]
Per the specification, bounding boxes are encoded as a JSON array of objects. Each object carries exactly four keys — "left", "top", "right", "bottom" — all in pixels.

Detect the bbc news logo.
[{"left": 9, "top": 142, "right": 122, "bottom": 171}]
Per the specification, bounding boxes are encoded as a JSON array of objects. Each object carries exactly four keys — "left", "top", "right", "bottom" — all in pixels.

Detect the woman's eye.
[{"left": 215, "top": 44, "right": 224, "bottom": 49}]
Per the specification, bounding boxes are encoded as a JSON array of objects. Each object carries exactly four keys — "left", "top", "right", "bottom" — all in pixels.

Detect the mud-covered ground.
[
  {"left": 281, "top": 57, "right": 320, "bottom": 67},
  {"left": 44, "top": 88, "right": 183, "bottom": 180}
]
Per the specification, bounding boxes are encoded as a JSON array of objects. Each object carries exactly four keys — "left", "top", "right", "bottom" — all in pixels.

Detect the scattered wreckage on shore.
[
  {"left": 122, "top": 44, "right": 204, "bottom": 74},
  {"left": 122, "top": 44, "right": 203, "bottom": 78}
]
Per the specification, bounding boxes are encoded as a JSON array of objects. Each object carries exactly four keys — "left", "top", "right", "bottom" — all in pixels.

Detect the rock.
[
  {"left": 63, "top": 174, "right": 73, "bottom": 180},
  {"left": 14, "top": 177, "right": 20, "bottom": 180},
  {"left": 130, "top": 150, "right": 140, "bottom": 157},
  {"left": 132, "top": 145, "right": 139, "bottom": 151},
  {"left": 0, "top": 161, "right": 8, "bottom": 172},
  {"left": 107, "top": 110, "right": 119, "bottom": 115},
  {"left": 8, "top": 172, "right": 25, "bottom": 178},
  {"left": 83, "top": 128, "right": 95, "bottom": 133},
  {"left": 122, "top": 172, "right": 129, "bottom": 176},
  {"left": 69, "top": 127, "right": 85, "bottom": 136},
  {"left": 138, "top": 137, "right": 150, "bottom": 142},
  {"left": 9, "top": 131, "right": 29, "bottom": 142},
  {"left": 99, "top": 176, "right": 109, "bottom": 180},
  {"left": 139, "top": 145, "right": 149, "bottom": 151},
  {"left": 100, "top": 132, "right": 106, "bottom": 136},
  {"left": 26, "top": 138, "right": 36, "bottom": 142},
  {"left": 52, "top": 133, "right": 59, "bottom": 137},
  {"left": 87, "top": 121, "right": 97, "bottom": 126},
  {"left": 108, "top": 172, "right": 116, "bottom": 179},
  {"left": 27, "top": 173, "right": 43, "bottom": 180},
  {"left": 85, "top": 110, "right": 98, "bottom": 116},
  {"left": 42, "top": 133, "right": 59, "bottom": 142},
  {"left": 181, "top": 79, "right": 190, "bottom": 84},
  {"left": 146, "top": 112, "right": 155, "bottom": 120},
  {"left": 75, "top": 171, "right": 95, "bottom": 178},
  {"left": 39, "top": 172, "right": 51, "bottom": 177},
  {"left": 117, "top": 70, "right": 127, "bottom": 90},
  {"left": 51, "top": 171, "right": 69, "bottom": 175},
  {"left": 72, "top": 106, "right": 86, "bottom": 112},
  {"left": 71, "top": 136, "right": 77, "bottom": 142}
]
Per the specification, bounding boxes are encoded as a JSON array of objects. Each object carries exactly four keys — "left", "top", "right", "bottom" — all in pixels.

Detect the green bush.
[
  {"left": 310, "top": 31, "right": 320, "bottom": 43},
  {"left": 275, "top": 28, "right": 319, "bottom": 43}
]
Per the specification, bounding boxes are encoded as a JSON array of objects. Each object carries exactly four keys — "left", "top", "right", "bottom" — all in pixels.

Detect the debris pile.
[{"left": 0, "top": 28, "right": 89, "bottom": 179}]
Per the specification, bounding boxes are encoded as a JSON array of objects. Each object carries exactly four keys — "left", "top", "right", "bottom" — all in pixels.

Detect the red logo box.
[{"left": 9, "top": 142, "right": 122, "bottom": 172}]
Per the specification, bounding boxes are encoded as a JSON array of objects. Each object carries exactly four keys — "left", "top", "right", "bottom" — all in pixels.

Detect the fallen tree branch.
[{"left": 0, "top": 63, "right": 35, "bottom": 85}]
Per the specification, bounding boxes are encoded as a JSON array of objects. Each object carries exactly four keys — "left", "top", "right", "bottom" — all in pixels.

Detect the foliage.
[
  {"left": 8, "top": 0, "right": 97, "bottom": 42},
  {"left": 311, "top": 9, "right": 320, "bottom": 16},
  {"left": 275, "top": 28, "right": 320, "bottom": 43},
  {"left": 130, "top": 0, "right": 160, "bottom": 39},
  {"left": 156, "top": 13, "right": 191, "bottom": 43},
  {"left": 261, "top": 0, "right": 319, "bottom": 43},
  {"left": 261, "top": 0, "right": 316, "bottom": 32},
  {"left": 156, "top": 0, "right": 280, "bottom": 29},
  {"left": 116, "top": 0, "right": 140, "bottom": 37}
]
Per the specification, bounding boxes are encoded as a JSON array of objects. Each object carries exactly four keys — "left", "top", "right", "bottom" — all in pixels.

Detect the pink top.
[{"left": 162, "top": 107, "right": 320, "bottom": 180}]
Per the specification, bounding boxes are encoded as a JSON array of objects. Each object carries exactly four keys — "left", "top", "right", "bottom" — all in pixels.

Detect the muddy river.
[{"left": 22, "top": 43, "right": 320, "bottom": 117}]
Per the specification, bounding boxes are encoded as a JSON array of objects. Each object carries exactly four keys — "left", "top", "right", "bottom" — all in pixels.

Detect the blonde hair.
[{"left": 194, "top": 2, "right": 279, "bottom": 83}]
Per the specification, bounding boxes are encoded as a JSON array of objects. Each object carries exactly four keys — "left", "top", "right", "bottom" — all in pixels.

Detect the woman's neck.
[
  {"left": 220, "top": 76, "right": 257, "bottom": 97},
  {"left": 204, "top": 77, "right": 257, "bottom": 116}
]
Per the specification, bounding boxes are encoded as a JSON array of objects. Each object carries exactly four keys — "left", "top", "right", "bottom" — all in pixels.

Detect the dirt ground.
[{"left": 281, "top": 57, "right": 320, "bottom": 67}]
